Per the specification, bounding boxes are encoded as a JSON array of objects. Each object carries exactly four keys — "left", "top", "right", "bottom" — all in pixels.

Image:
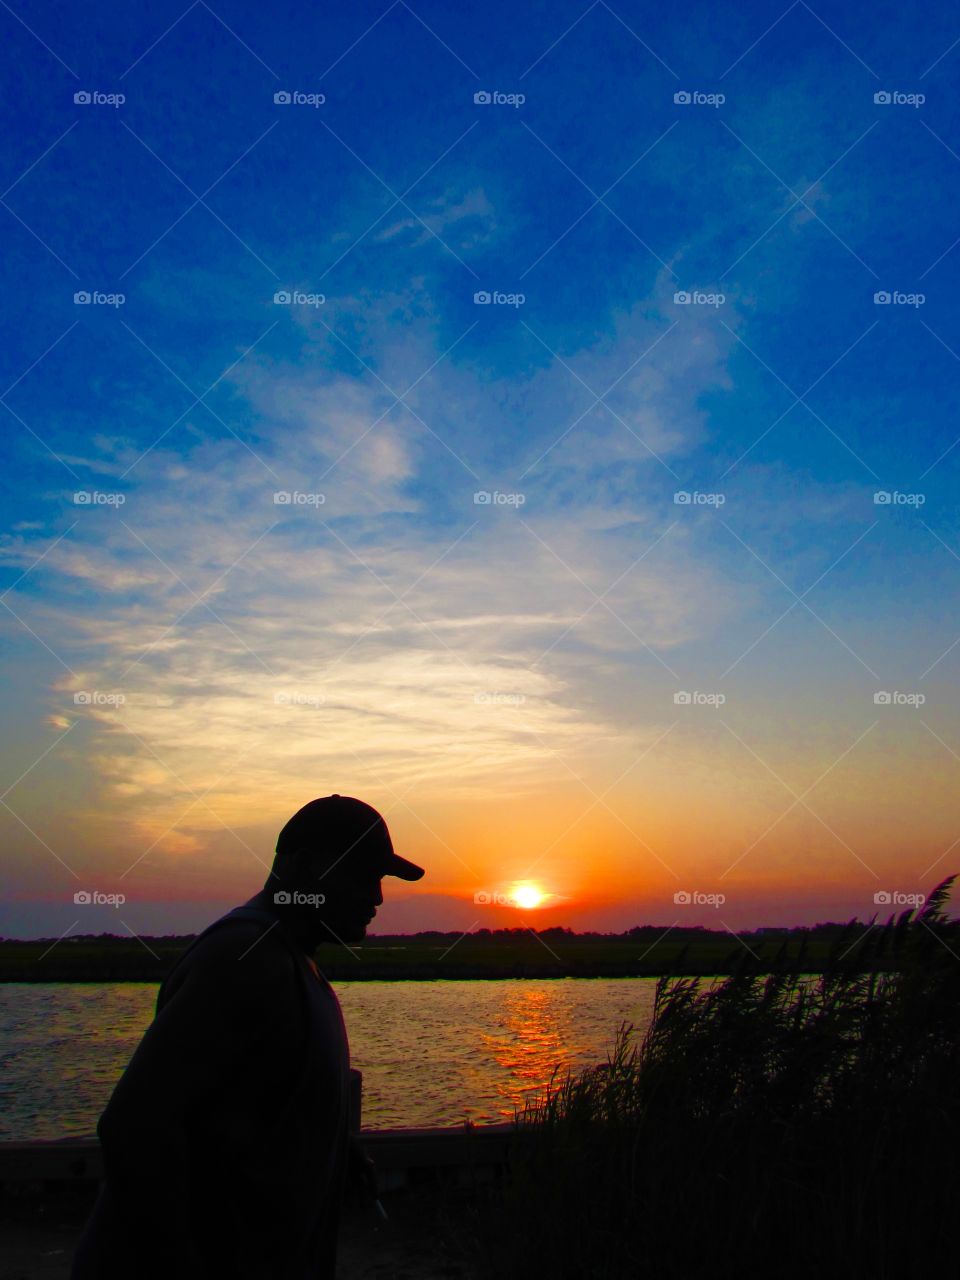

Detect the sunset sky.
[{"left": 2, "top": 1, "right": 959, "bottom": 940}]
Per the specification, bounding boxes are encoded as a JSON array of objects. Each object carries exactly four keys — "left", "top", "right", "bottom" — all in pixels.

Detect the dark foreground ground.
[{"left": 1, "top": 1181, "right": 486, "bottom": 1280}]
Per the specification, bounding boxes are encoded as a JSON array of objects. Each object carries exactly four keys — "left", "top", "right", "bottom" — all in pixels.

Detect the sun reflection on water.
[{"left": 480, "top": 985, "right": 585, "bottom": 1115}]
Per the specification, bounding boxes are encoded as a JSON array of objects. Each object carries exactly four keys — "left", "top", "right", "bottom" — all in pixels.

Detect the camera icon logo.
[
  {"left": 474, "top": 91, "right": 491, "bottom": 104},
  {"left": 873, "top": 491, "right": 891, "bottom": 504},
  {"left": 874, "top": 91, "right": 891, "bottom": 104},
  {"left": 74, "top": 291, "right": 91, "bottom": 304},
  {"left": 74, "top": 91, "right": 91, "bottom": 104},
  {"left": 673, "top": 491, "right": 691, "bottom": 504},
  {"left": 673, "top": 691, "right": 692, "bottom": 704},
  {"left": 73, "top": 691, "right": 92, "bottom": 704},
  {"left": 673, "top": 890, "right": 691, "bottom": 904},
  {"left": 873, "top": 291, "right": 891, "bottom": 304},
  {"left": 874, "top": 890, "right": 892, "bottom": 904},
  {"left": 274, "top": 91, "right": 292, "bottom": 104},
  {"left": 74, "top": 890, "right": 92, "bottom": 904},
  {"left": 73, "top": 491, "right": 92, "bottom": 504},
  {"left": 474, "top": 890, "right": 492, "bottom": 904},
  {"left": 673, "top": 290, "right": 691, "bottom": 304},
  {"left": 473, "top": 490, "right": 492, "bottom": 504},
  {"left": 273, "top": 290, "right": 291, "bottom": 304},
  {"left": 473, "top": 290, "right": 491, "bottom": 304},
  {"left": 674, "top": 91, "right": 692, "bottom": 104},
  {"left": 274, "top": 890, "right": 292, "bottom": 904},
  {"left": 273, "top": 491, "right": 292, "bottom": 504},
  {"left": 874, "top": 691, "right": 892, "bottom": 704}
]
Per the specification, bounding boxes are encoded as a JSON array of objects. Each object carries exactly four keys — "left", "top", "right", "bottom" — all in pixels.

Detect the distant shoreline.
[{"left": 0, "top": 926, "right": 887, "bottom": 982}]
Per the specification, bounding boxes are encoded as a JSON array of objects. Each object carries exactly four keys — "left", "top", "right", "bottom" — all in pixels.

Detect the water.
[{"left": 0, "top": 979, "right": 659, "bottom": 1140}]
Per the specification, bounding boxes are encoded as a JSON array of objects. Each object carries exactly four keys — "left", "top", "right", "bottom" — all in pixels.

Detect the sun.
[{"left": 512, "top": 885, "right": 544, "bottom": 910}]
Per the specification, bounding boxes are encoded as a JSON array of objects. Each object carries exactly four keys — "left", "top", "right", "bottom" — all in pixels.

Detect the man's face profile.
[{"left": 276, "top": 846, "right": 385, "bottom": 945}]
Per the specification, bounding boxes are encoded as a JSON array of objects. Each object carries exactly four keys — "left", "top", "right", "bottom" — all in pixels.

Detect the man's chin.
[
  {"left": 308, "top": 916, "right": 368, "bottom": 947},
  {"left": 326, "top": 919, "right": 367, "bottom": 944}
]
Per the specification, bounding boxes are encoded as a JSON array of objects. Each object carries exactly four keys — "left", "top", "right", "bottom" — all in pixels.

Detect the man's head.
[{"left": 267, "top": 795, "right": 424, "bottom": 945}]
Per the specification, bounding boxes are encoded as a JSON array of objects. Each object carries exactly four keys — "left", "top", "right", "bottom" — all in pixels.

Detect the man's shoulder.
[
  {"left": 175, "top": 912, "right": 300, "bottom": 987},
  {"left": 155, "top": 913, "right": 306, "bottom": 1054}
]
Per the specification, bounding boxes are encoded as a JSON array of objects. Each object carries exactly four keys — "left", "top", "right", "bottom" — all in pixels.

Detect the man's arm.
[{"left": 96, "top": 924, "right": 300, "bottom": 1277}]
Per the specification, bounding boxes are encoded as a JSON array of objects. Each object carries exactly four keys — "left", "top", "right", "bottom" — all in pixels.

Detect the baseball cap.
[{"left": 276, "top": 795, "right": 425, "bottom": 881}]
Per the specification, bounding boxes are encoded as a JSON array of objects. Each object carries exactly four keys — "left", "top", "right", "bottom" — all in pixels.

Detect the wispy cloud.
[{"left": 2, "top": 279, "right": 743, "bottom": 859}]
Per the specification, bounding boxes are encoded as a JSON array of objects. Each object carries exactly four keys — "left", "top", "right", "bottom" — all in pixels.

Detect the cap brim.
[{"left": 382, "top": 852, "right": 425, "bottom": 881}]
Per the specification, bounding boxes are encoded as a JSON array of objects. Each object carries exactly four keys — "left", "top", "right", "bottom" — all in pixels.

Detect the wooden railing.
[{"left": 0, "top": 1071, "right": 517, "bottom": 1190}]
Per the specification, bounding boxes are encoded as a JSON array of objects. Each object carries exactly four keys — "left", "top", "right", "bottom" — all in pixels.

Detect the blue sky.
[{"left": 2, "top": 0, "right": 959, "bottom": 938}]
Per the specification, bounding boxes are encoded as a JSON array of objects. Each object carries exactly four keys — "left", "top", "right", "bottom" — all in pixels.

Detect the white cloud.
[
  {"left": 3, "top": 276, "right": 745, "bottom": 856},
  {"left": 375, "top": 187, "right": 496, "bottom": 248}
]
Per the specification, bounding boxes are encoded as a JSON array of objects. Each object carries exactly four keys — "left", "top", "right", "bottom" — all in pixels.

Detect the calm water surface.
[{"left": 0, "top": 979, "right": 658, "bottom": 1140}]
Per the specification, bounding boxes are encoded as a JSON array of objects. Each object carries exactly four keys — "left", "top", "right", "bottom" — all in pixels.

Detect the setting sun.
[{"left": 512, "top": 886, "right": 544, "bottom": 910}]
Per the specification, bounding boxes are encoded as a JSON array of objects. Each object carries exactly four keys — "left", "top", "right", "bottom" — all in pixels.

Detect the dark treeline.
[
  {"left": 371, "top": 920, "right": 867, "bottom": 941},
  {"left": 0, "top": 919, "right": 875, "bottom": 945},
  {"left": 0, "top": 918, "right": 901, "bottom": 982}
]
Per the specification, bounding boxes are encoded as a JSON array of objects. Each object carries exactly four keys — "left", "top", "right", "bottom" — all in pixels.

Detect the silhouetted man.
[{"left": 71, "top": 795, "right": 425, "bottom": 1280}]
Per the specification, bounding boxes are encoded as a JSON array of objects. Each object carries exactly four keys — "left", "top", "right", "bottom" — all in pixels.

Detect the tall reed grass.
[{"left": 477, "top": 878, "right": 959, "bottom": 1280}]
